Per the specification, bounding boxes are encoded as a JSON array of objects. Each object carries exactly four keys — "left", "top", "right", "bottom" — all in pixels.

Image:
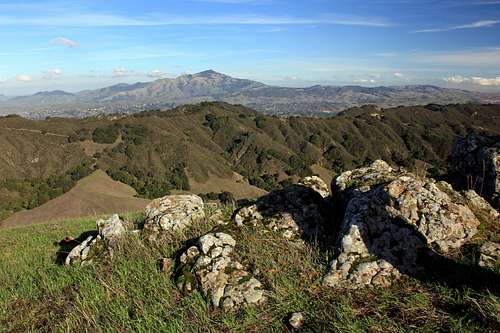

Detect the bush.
[{"left": 92, "top": 125, "right": 120, "bottom": 144}]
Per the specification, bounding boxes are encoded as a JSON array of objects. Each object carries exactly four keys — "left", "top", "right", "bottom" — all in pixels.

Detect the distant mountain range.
[{"left": 1, "top": 70, "right": 500, "bottom": 119}]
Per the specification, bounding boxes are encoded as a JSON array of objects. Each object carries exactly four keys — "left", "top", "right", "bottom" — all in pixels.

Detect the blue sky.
[{"left": 1, "top": 0, "right": 500, "bottom": 95}]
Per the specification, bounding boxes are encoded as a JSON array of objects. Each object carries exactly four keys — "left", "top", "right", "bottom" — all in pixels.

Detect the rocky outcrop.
[
  {"left": 332, "top": 160, "right": 399, "bottom": 203},
  {"left": 452, "top": 133, "right": 500, "bottom": 208},
  {"left": 298, "top": 176, "right": 330, "bottom": 198},
  {"left": 175, "top": 232, "right": 266, "bottom": 310},
  {"left": 479, "top": 242, "right": 500, "bottom": 269},
  {"left": 65, "top": 214, "right": 127, "bottom": 266},
  {"left": 324, "top": 160, "right": 482, "bottom": 289},
  {"left": 143, "top": 195, "right": 205, "bottom": 236},
  {"left": 233, "top": 181, "right": 328, "bottom": 241}
]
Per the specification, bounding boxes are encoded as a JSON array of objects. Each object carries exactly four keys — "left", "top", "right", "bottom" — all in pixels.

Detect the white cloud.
[
  {"left": 16, "top": 75, "right": 33, "bottom": 82},
  {"left": 50, "top": 37, "right": 79, "bottom": 48},
  {"left": 413, "top": 20, "right": 499, "bottom": 33},
  {"left": 148, "top": 69, "right": 168, "bottom": 78},
  {"left": 393, "top": 72, "right": 404, "bottom": 78},
  {"left": 113, "top": 67, "right": 132, "bottom": 77},
  {"left": 443, "top": 75, "right": 500, "bottom": 86},
  {"left": 43, "top": 68, "right": 63, "bottom": 79},
  {"left": 471, "top": 76, "right": 500, "bottom": 86}
]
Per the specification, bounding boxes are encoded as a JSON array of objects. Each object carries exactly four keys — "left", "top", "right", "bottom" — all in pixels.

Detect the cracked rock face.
[
  {"left": 144, "top": 195, "right": 205, "bottom": 235},
  {"left": 175, "top": 232, "right": 266, "bottom": 310},
  {"left": 479, "top": 242, "right": 500, "bottom": 269},
  {"left": 324, "top": 161, "right": 481, "bottom": 289},
  {"left": 233, "top": 181, "right": 327, "bottom": 241},
  {"left": 65, "top": 214, "right": 126, "bottom": 266}
]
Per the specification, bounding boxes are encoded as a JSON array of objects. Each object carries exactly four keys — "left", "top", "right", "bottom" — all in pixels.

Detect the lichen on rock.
[
  {"left": 175, "top": 232, "right": 266, "bottom": 310},
  {"left": 65, "top": 214, "right": 127, "bottom": 266},
  {"left": 143, "top": 195, "right": 205, "bottom": 237},
  {"left": 324, "top": 160, "right": 483, "bottom": 289}
]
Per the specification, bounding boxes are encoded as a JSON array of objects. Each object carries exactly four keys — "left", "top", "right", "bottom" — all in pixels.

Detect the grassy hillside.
[
  {"left": 1, "top": 102, "right": 500, "bottom": 222},
  {"left": 1, "top": 211, "right": 499, "bottom": 332}
]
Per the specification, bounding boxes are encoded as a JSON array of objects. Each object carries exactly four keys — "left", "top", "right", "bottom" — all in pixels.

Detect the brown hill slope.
[{"left": 0, "top": 170, "right": 149, "bottom": 228}]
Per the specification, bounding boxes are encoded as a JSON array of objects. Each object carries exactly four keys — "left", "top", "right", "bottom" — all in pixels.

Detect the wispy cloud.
[
  {"left": 113, "top": 67, "right": 133, "bottom": 77},
  {"left": 0, "top": 13, "right": 393, "bottom": 27},
  {"left": 148, "top": 69, "right": 168, "bottom": 78},
  {"left": 193, "top": 0, "right": 270, "bottom": 3},
  {"left": 50, "top": 37, "right": 79, "bottom": 48},
  {"left": 413, "top": 20, "right": 499, "bottom": 33}
]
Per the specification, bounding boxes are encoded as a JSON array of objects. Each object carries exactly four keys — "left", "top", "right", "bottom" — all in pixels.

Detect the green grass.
[{"left": 1, "top": 212, "right": 499, "bottom": 332}]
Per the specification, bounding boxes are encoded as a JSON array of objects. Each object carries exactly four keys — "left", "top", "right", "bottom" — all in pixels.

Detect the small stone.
[
  {"left": 159, "top": 258, "right": 173, "bottom": 272},
  {"left": 288, "top": 312, "right": 306, "bottom": 330}
]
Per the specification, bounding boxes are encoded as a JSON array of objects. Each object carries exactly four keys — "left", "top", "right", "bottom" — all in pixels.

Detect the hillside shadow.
[{"left": 54, "top": 230, "right": 97, "bottom": 265}]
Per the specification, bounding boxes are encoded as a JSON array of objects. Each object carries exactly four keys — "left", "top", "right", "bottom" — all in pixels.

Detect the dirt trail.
[{"left": 0, "top": 127, "right": 68, "bottom": 138}]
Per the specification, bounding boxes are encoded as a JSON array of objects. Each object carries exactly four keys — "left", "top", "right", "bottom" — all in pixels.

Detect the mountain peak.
[
  {"left": 34, "top": 90, "right": 73, "bottom": 97},
  {"left": 195, "top": 69, "right": 224, "bottom": 78}
]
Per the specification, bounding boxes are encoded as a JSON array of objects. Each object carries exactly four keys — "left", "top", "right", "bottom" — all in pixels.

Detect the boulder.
[
  {"left": 233, "top": 180, "right": 328, "bottom": 241},
  {"left": 97, "top": 214, "right": 127, "bottom": 247},
  {"left": 143, "top": 195, "right": 205, "bottom": 235},
  {"left": 65, "top": 214, "right": 127, "bottom": 266},
  {"left": 478, "top": 242, "right": 500, "bottom": 269},
  {"left": 452, "top": 133, "right": 500, "bottom": 208},
  {"left": 324, "top": 161, "right": 482, "bottom": 289},
  {"left": 175, "top": 232, "right": 266, "bottom": 310}
]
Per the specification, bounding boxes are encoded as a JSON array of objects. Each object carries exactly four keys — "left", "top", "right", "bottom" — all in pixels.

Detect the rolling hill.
[
  {"left": 0, "top": 170, "right": 149, "bottom": 228},
  {"left": 1, "top": 101, "right": 500, "bottom": 226}
]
